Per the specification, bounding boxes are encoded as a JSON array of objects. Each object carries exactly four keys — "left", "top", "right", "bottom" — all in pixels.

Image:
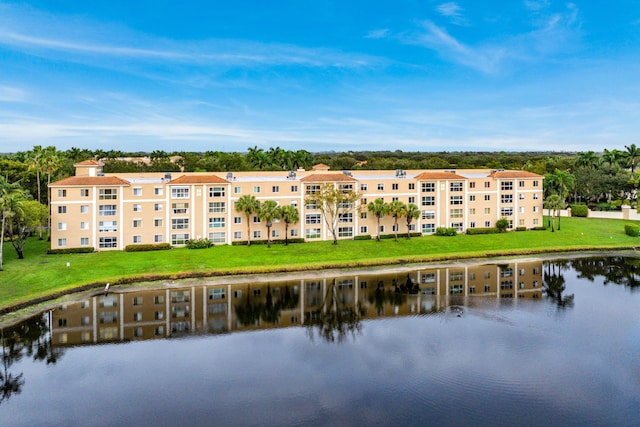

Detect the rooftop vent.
[
  {"left": 226, "top": 172, "right": 234, "bottom": 180},
  {"left": 288, "top": 170, "right": 296, "bottom": 179},
  {"left": 164, "top": 172, "right": 172, "bottom": 181},
  {"left": 395, "top": 169, "right": 407, "bottom": 178},
  {"left": 342, "top": 170, "right": 353, "bottom": 177}
]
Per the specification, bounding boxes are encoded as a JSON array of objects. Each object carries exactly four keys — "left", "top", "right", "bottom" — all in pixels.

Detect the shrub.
[
  {"left": 231, "top": 238, "right": 305, "bottom": 246},
  {"left": 379, "top": 232, "right": 422, "bottom": 239},
  {"left": 466, "top": 227, "right": 500, "bottom": 235},
  {"left": 515, "top": 226, "right": 527, "bottom": 232},
  {"left": 354, "top": 235, "right": 372, "bottom": 240},
  {"left": 436, "top": 227, "right": 457, "bottom": 236},
  {"left": 124, "top": 243, "right": 171, "bottom": 252},
  {"left": 186, "top": 238, "right": 213, "bottom": 249},
  {"left": 570, "top": 204, "right": 589, "bottom": 217},
  {"left": 532, "top": 226, "right": 547, "bottom": 231},
  {"left": 47, "top": 247, "right": 95, "bottom": 255},
  {"left": 624, "top": 224, "right": 640, "bottom": 237},
  {"left": 495, "top": 218, "right": 509, "bottom": 232},
  {"left": 597, "top": 202, "right": 616, "bottom": 211}
]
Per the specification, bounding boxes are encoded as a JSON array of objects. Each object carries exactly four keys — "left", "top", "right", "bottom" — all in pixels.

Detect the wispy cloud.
[
  {"left": 0, "top": 86, "right": 28, "bottom": 103},
  {"left": 436, "top": 2, "right": 468, "bottom": 26},
  {"left": 523, "top": 0, "right": 550, "bottom": 12},
  {"left": 365, "top": 29, "right": 390, "bottom": 39}
]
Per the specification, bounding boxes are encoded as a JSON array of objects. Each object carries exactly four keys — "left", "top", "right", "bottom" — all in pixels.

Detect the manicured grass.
[{"left": 1, "top": 216, "right": 638, "bottom": 312}]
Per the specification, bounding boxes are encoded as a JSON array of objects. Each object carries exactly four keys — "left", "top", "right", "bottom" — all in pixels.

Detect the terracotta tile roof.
[
  {"left": 488, "top": 170, "right": 543, "bottom": 179},
  {"left": 168, "top": 175, "right": 230, "bottom": 184},
  {"left": 300, "top": 173, "right": 357, "bottom": 183},
  {"left": 74, "top": 159, "right": 103, "bottom": 166},
  {"left": 414, "top": 171, "right": 466, "bottom": 180},
  {"left": 311, "top": 163, "right": 330, "bottom": 171},
  {"left": 49, "top": 176, "right": 129, "bottom": 187}
]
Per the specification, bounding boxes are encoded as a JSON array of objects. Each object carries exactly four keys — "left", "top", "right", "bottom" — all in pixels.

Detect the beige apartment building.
[{"left": 48, "top": 160, "right": 544, "bottom": 251}]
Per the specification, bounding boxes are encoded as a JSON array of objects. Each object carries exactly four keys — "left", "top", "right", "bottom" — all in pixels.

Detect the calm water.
[{"left": 1, "top": 256, "right": 639, "bottom": 426}]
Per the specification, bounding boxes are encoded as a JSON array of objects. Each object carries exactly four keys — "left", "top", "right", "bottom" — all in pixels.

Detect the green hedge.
[
  {"left": 125, "top": 243, "right": 171, "bottom": 252},
  {"left": 47, "top": 247, "right": 95, "bottom": 255},
  {"left": 354, "top": 235, "right": 372, "bottom": 240},
  {"left": 624, "top": 224, "right": 639, "bottom": 237},
  {"left": 436, "top": 227, "right": 457, "bottom": 236},
  {"left": 532, "top": 226, "right": 547, "bottom": 231},
  {"left": 186, "top": 238, "right": 213, "bottom": 249},
  {"left": 571, "top": 204, "right": 589, "bottom": 217},
  {"left": 232, "top": 238, "right": 305, "bottom": 246},
  {"left": 515, "top": 226, "right": 527, "bottom": 232},
  {"left": 379, "top": 232, "right": 422, "bottom": 239},
  {"left": 466, "top": 227, "right": 500, "bottom": 235}
]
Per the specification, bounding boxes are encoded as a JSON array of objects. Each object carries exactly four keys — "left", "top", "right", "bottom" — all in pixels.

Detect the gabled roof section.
[
  {"left": 311, "top": 163, "right": 330, "bottom": 171},
  {"left": 73, "top": 159, "right": 103, "bottom": 167},
  {"left": 300, "top": 173, "right": 357, "bottom": 183},
  {"left": 168, "top": 175, "right": 230, "bottom": 184},
  {"left": 414, "top": 171, "right": 466, "bottom": 180},
  {"left": 488, "top": 170, "right": 543, "bottom": 179},
  {"left": 49, "top": 176, "right": 129, "bottom": 187}
]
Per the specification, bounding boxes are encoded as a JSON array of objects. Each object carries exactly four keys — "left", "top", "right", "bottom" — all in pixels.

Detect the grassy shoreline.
[{"left": 1, "top": 216, "right": 638, "bottom": 314}]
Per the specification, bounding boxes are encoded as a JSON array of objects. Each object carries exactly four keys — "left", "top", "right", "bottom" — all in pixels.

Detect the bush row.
[
  {"left": 186, "top": 238, "right": 213, "bottom": 249},
  {"left": 570, "top": 204, "right": 589, "bottom": 217},
  {"left": 47, "top": 247, "right": 95, "bottom": 255},
  {"left": 624, "top": 224, "right": 639, "bottom": 237},
  {"left": 466, "top": 227, "right": 500, "bottom": 235},
  {"left": 231, "top": 238, "right": 305, "bottom": 246},
  {"left": 436, "top": 227, "right": 457, "bottom": 236},
  {"left": 124, "top": 243, "right": 171, "bottom": 252},
  {"left": 379, "top": 232, "right": 422, "bottom": 239}
]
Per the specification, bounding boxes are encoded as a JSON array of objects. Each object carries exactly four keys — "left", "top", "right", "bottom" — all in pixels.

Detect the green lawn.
[{"left": 1, "top": 216, "right": 638, "bottom": 311}]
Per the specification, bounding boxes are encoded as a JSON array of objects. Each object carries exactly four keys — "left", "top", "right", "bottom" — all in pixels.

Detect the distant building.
[{"left": 48, "top": 160, "right": 544, "bottom": 251}]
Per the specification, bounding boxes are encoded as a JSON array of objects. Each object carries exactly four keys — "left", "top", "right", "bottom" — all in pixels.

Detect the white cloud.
[
  {"left": 365, "top": 29, "right": 390, "bottom": 39},
  {"left": 0, "top": 86, "right": 27, "bottom": 103},
  {"left": 436, "top": 2, "right": 467, "bottom": 25},
  {"left": 523, "top": 0, "right": 550, "bottom": 11}
]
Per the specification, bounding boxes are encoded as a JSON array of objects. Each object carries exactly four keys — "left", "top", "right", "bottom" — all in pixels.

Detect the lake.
[{"left": 1, "top": 256, "right": 639, "bottom": 426}]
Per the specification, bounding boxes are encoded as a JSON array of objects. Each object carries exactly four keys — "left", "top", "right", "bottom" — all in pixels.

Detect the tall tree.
[
  {"left": 602, "top": 149, "right": 624, "bottom": 174},
  {"left": 277, "top": 205, "right": 299, "bottom": 245},
  {"left": 304, "top": 183, "right": 359, "bottom": 245},
  {"left": 235, "top": 195, "right": 260, "bottom": 246},
  {"left": 43, "top": 146, "right": 62, "bottom": 241},
  {"left": 257, "top": 200, "right": 279, "bottom": 248},
  {"left": 404, "top": 203, "right": 420, "bottom": 238},
  {"left": 367, "top": 198, "right": 389, "bottom": 241},
  {"left": 0, "top": 177, "right": 21, "bottom": 270},
  {"left": 544, "top": 194, "right": 564, "bottom": 232},
  {"left": 624, "top": 144, "right": 639, "bottom": 173},
  {"left": 575, "top": 151, "right": 599, "bottom": 170},
  {"left": 387, "top": 200, "right": 407, "bottom": 242},
  {"left": 28, "top": 145, "right": 45, "bottom": 204}
]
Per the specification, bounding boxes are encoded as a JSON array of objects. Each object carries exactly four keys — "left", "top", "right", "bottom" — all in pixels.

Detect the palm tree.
[
  {"left": 43, "top": 146, "right": 62, "bottom": 241},
  {"left": 387, "top": 200, "right": 407, "bottom": 242},
  {"left": 404, "top": 203, "right": 420, "bottom": 238},
  {"left": 277, "top": 205, "right": 299, "bottom": 245},
  {"left": 235, "top": 195, "right": 260, "bottom": 246},
  {"left": 544, "top": 194, "right": 563, "bottom": 232},
  {"left": 602, "top": 148, "right": 624, "bottom": 174},
  {"left": 575, "top": 151, "right": 599, "bottom": 170},
  {"left": 625, "top": 144, "right": 639, "bottom": 173},
  {"left": 553, "top": 169, "right": 576, "bottom": 228},
  {"left": 28, "top": 145, "right": 45, "bottom": 204},
  {"left": 0, "top": 177, "right": 21, "bottom": 271},
  {"left": 367, "top": 198, "right": 389, "bottom": 241},
  {"left": 258, "top": 200, "right": 279, "bottom": 248}
]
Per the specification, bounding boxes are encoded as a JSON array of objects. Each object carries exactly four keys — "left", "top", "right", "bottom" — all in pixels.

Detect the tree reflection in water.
[
  {"left": 0, "top": 313, "right": 64, "bottom": 405},
  {"left": 544, "top": 260, "right": 574, "bottom": 308},
  {"left": 571, "top": 256, "right": 640, "bottom": 290},
  {"left": 306, "top": 279, "right": 365, "bottom": 343},
  {"left": 235, "top": 284, "right": 299, "bottom": 326}
]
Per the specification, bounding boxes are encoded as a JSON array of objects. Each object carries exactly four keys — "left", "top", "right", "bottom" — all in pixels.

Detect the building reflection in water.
[{"left": 48, "top": 261, "right": 544, "bottom": 346}]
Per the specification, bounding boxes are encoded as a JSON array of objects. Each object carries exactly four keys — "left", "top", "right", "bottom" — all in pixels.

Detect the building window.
[
  {"left": 306, "top": 228, "right": 321, "bottom": 239},
  {"left": 422, "top": 196, "right": 435, "bottom": 206},
  {"left": 422, "top": 210, "right": 435, "bottom": 220},
  {"left": 291, "top": 185, "right": 298, "bottom": 192},
  {"left": 234, "top": 217, "right": 242, "bottom": 224},
  {"left": 133, "top": 219, "right": 142, "bottom": 228},
  {"left": 172, "top": 218, "right": 189, "bottom": 230},
  {"left": 154, "top": 187, "right": 163, "bottom": 196},
  {"left": 172, "top": 203, "right": 188, "bottom": 214},
  {"left": 306, "top": 184, "right": 320, "bottom": 195},
  {"left": 533, "top": 180, "right": 539, "bottom": 187},
  {"left": 99, "top": 237, "right": 117, "bottom": 248},
  {"left": 80, "top": 205, "right": 89, "bottom": 213},
  {"left": 484, "top": 208, "right": 491, "bottom": 214},
  {"left": 377, "top": 183, "right": 384, "bottom": 190},
  {"left": 533, "top": 193, "right": 539, "bottom": 200},
  {"left": 338, "top": 213, "right": 353, "bottom": 223},
  {"left": 469, "top": 221, "right": 476, "bottom": 228},
  {"left": 392, "top": 183, "right": 399, "bottom": 190},
  {"left": 57, "top": 222, "right": 66, "bottom": 231},
  {"left": 519, "top": 193, "right": 525, "bottom": 200},
  {"left": 208, "top": 232, "right": 226, "bottom": 243},
  {"left": 154, "top": 219, "right": 163, "bottom": 227},
  {"left": 408, "top": 196, "right": 415, "bottom": 203},
  {"left": 360, "top": 226, "right": 368, "bottom": 233},
  {"left": 408, "top": 183, "right": 415, "bottom": 190},
  {"left": 484, "top": 182, "right": 491, "bottom": 188},
  {"left": 80, "top": 189, "right": 89, "bottom": 197},
  {"left": 171, "top": 233, "right": 189, "bottom": 245},
  {"left": 450, "top": 196, "right": 463, "bottom": 205},
  {"left": 450, "top": 182, "right": 463, "bottom": 192},
  {"left": 133, "top": 187, "right": 142, "bottom": 196},
  {"left": 519, "top": 180, "right": 525, "bottom": 188},
  {"left": 451, "top": 222, "right": 463, "bottom": 231},
  {"left": 306, "top": 214, "right": 321, "bottom": 224},
  {"left": 422, "top": 223, "right": 435, "bottom": 233},
  {"left": 501, "top": 195, "right": 513, "bottom": 204},
  {"left": 209, "top": 187, "right": 226, "bottom": 197},
  {"left": 154, "top": 234, "right": 163, "bottom": 243},
  {"left": 154, "top": 203, "right": 162, "bottom": 211},
  {"left": 253, "top": 230, "right": 261, "bottom": 239},
  {"left": 57, "top": 238, "right": 67, "bottom": 247},
  {"left": 80, "top": 237, "right": 89, "bottom": 246},
  {"left": 272, "top": 186, "right": 279, "bottom": 193},
  {"left": 533, "top": 218, "right": 539, "bottom": 225},
  {"left": 133, "top": 235, "right": 142, "bottom": 244},
  {"left": 338, "top": 227, "right": 353, "bottom": 237},
  {"left": 422, "top": 182, "right": 435, "bottom": 192},
  {"left": 469, "top": 182, "right": 476, "bottom": 189},
  {"left": 533, "top": 206, "right": 539, "bottom": 213},
  {"left": 450, "top": 209, "right": 463, "bottom": 218},
  {"left": 360, "top": 183, "right": 368, "bottom": 191},
  {"left": 234, "top": 231, "right": 242, "bottom": 239},
  {"left": 171, "top": 187, "right": 189, "bottom": 199},
  {"left": 501, "top": 181, "right": 513, "bottom": 191},
  {"left": 469, "top": 208, "right": 475, "bottom": 215},
  {"left": 209, "top": 217, "right": 225, "bottom": 228},
  {"left": 485, "top": 220, "right": 491, "bottom": 227},
  {"left": 99, "top": 205, "right": 116, "bottom": 216},
  {"left": 99, "top": 188, "right": 117, "bottom": 200},
  {"left": 209, "top": 202, "right": 226, "bottom": 213},
  {"left": 209, "top": 288, "right": 226, "bottom": 300},
  {"left": 253, "top": 216, "right": 261, "bottom": 223},
  {"left": 98, "top": 221, "right": 117, "bottom": 232},
  {"left": 58, "top": 189, "right": 67, "bottom": 197},
  {"left": 133, "top": 204, "right": 142, "bottom": 212},
  {"left": 234, "top": 186, "right": 241, "bottom": 194},
  {"left": 80, "top": 221, "right": 89, "bottom": 230},
  {"left": 469, "top": 195, "right": 476, "bottom": 202},
  {"left": 58, "top": 206, "right": 67, "bottom": 214},
  {"left": 291, "top": 229, "right": 298, "bottom": 237},
  {"left": 501, "top": 208, "right": 513, "bottom": 216},
  {"left": 253, "top": 186, "right": 261, "bottom": 193}
]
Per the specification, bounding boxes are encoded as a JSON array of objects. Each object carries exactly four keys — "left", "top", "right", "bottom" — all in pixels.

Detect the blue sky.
[{"left": 1, "top": 1, "right": 640, "bottom": 153}]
